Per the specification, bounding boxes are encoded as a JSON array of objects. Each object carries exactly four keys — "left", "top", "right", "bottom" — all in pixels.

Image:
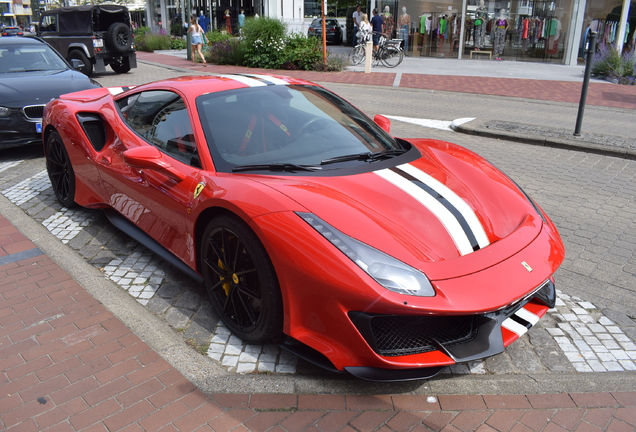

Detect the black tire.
[
  {"left": 68, "top": 49, "right": 93, "bottom": 76},
  {"left": 106, "top": 22, "right": 132, "bottom": 53},
  {"left": 350, "top": 45, "right": 365, "bottom": 65},
  {"left": 381, "top": 46, "right": 403, "bottom": 68},
  {"left": 110, "top": 56, "right": 131, "bottom": 74},
  {"left": 201, "top": 216, "right": 283, "bottom": 343},
  {"left": 46, "top": 131, "right": 77, "bottom": 209}
]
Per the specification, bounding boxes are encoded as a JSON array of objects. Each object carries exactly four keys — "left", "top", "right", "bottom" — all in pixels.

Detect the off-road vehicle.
[{"left": 37, "top": 5, "right": 137, "bottom": 76}]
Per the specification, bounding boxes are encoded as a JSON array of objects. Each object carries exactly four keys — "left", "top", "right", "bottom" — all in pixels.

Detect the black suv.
[{"left": 37, "top": 5, "right": 137, "bottom": 76}]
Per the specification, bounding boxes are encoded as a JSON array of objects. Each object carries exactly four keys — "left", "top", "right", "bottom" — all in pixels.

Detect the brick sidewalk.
[
  {"left": 137, "top": 52, "right": 636, "bottom": 110},
  {"left": 1, "top": 213, "right": 636, "bottom": 431}
]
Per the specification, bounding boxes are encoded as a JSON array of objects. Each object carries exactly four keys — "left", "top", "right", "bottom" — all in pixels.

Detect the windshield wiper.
[
  {"left": 320, "top": 149, "right": 406, "bottom": 165},
  {"left": 232, "top": 163, "right": 322, "bottom": 173}
]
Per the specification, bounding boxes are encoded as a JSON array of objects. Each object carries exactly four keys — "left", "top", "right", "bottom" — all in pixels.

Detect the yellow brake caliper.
[{"left": 218, "top": 259, "right": 232, "bottom": 296}]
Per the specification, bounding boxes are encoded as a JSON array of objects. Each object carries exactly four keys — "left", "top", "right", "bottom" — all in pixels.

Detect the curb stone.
[{"left": 451, "top": 118, "right": 636, "bottom": 160}]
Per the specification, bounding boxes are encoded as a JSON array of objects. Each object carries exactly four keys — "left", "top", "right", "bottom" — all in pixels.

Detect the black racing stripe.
[
  {"left": 390, "top": 167, "right": 480, "bottom": 252},
  {"left": 235, "top": 74, "right": 279, "bottom": 86},
  {"left": 510, "top": 313, "right": 533, "bottom": 329}
]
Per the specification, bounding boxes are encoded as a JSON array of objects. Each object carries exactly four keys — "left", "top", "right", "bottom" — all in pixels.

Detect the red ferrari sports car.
[{"left": 43, "top": 74, "right": 565, "bottom": 381}]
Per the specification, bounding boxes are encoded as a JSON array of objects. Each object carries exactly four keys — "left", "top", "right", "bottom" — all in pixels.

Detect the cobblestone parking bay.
[{"left": 1, "top": 160, "right": 635, "bottom": 379}]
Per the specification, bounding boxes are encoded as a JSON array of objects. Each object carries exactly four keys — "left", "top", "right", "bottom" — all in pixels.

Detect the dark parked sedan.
[
  {"left": 307, "top": 18, "right": 343, "bottom": 44},
  {"left": 0, "top": 36, "right": 100, "bottom": 149},
  {"left": 2, "top": 26, "right": 24, "bottom": 36}
]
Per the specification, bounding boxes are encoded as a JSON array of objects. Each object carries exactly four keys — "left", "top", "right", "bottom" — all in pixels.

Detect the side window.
[
  {"left": 40, "top": 15, "right": 57, "bottom": 32},
  {"left": 117, "top": 90, "right": 199, "bottom": 167}
]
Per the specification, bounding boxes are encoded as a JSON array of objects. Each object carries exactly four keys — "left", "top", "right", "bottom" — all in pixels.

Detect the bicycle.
[{"left": 349, "top": 32, "right": 404, "bottom": 68}]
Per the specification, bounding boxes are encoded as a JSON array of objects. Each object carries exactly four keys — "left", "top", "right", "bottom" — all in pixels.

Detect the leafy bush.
[
  {"left": 134, "top": 29, "right": 172, "bottom": 52},
  {"left": 279, "top": 33, "right": 322, "bottom": 70},
  {"left": 170, "top": 37, "right": 187, "bottom": 50},
  {"left": 591, "top": 44, "right": 636, "bottom": 84},
  {"left": 207, "top": 38, "right": 245, "bottom": 65},
  {"left": 313, "top": 53, "right": 350, "bottom": 71},
  {"left": 207, "top": 30, "right": 233, "bottom": 44},
  {"left": 242, "top": 17, "right": 288, "bottom": 68}
]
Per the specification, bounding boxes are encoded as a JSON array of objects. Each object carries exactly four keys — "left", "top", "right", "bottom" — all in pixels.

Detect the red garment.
[
  {"left": 522, "top": 18, "right": 529, "bottom": 39},
  {"left": 225, "top": 15, "right": 232, "bottom": 34}
]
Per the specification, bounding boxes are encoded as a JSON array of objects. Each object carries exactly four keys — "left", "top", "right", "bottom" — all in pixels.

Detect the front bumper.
[
  {"left": 0, "top": 104, "right": 44, "bottom": 148},
  {"left": 283, "top": 279, "right": 555, "bottom": 381}
]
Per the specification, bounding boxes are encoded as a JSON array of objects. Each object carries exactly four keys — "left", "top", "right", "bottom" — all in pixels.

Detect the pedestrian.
[
  {"left": 359, "top": 13, "right": 372, "bottom": 44},
  {"left": 371, "top": 8, "right": 383, "bottom": 51},
  {"left": 188, "top": 16, "right": 207, "bottom": 65},
  {"left": 352, "top": 5, "right": 363, "bottom": 41}
]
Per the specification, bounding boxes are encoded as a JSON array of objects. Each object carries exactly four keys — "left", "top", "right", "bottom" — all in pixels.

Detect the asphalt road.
[{"left": 1, "top": 62, "right": 634, "bottom": 395}]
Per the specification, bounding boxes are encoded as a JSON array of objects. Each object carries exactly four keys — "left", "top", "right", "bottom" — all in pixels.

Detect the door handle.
[{"left": 100, "top": 155, "right": 112, "bottom": 165}]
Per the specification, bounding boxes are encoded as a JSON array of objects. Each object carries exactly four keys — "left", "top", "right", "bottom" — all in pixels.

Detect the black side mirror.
[{"left": 70, "top": 58, "right": 85, "bottom": 70}]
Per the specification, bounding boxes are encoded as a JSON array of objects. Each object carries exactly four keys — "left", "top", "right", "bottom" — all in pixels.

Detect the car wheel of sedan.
[
  {"left": 46, "top": 131, "right": 77, "bottom": 209},
  {"left": 201, "top": 216, "right": 283, "bottom": 343}
]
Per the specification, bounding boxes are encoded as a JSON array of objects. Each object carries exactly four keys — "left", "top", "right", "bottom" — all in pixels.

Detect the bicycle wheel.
[
  {"left": 381, "top": 46, "right": 403, "bottom": 68},
  {"left": 350, "top": 45, "right": 366, "bottom": 65}
]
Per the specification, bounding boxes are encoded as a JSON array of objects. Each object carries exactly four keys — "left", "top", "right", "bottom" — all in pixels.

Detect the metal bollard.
[
  {"left": 574, "top": 32, "right": 597, "bottom": 136},
  {"left": 364, "top": 40, "right": 373, "bottom": 73}
]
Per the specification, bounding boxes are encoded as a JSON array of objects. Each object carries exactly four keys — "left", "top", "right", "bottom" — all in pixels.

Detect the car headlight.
[
  {"left": 0, "top": 107, "right": 10, "bottom": 117},
  {"left": 298, "top": 212, "right": 436, "bottom": 297}
]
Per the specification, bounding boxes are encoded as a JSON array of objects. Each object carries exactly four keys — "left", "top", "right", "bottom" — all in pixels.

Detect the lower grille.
[
  {"left": 350, "top": 312, "right": 480, "bottom": 357},
  {"left": 23, "top": 105, "right": 45, "bottom": 120}
]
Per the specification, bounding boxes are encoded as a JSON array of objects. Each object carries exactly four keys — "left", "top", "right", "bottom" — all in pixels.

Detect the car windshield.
[
  {"left": 196, "top": 84, "right": 404, "bottom": 173},
  {"left": 311, "top": 19, "right": 338, "bottom": 27},
  {"left": 0, "top": 43, "right": 68, "bottom": 73}
]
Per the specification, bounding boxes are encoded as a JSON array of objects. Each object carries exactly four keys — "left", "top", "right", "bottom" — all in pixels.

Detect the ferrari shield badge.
[
  {"left": 521, "top": 261, "right": 533, "bottom": 272},
  {"left": 193, "top": 182, "right": 206, "bottom": 199}
]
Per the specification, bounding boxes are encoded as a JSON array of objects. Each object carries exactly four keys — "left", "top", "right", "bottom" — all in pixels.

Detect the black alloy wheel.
[
  {"left": 110, "top": 56, "right": 131, "bottom": 74},
  {"left": 46, "top": 131, "right": 77, "bottom": 209},
  {"left": 106, "top": 22, "right": 132, "bottom": 53},
  {"left": 68, "top": 49, "right": 93, "bottom": 76},
  {"left": 201, "top": 216, "right": 283, "bottom": 343}
]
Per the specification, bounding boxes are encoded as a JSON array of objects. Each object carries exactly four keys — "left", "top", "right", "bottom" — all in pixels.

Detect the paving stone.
[{"left": 164, "top": 307, "right": 194, "bottom": 329}]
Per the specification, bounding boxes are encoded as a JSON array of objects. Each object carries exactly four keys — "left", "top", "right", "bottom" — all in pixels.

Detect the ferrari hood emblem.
[
  {"left": 521, "top": 261, "right": 533, "bottom": 272},
  {"left": 193, "top": 182, "right": 206, "bottom": 199}
]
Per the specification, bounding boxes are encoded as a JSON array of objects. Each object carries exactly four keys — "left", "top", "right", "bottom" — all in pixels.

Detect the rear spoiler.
[{"left": 59, "top": 86, "right": 137, "bottom": 102}]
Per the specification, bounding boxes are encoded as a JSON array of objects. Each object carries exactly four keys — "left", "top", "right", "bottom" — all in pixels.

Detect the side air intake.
[{"left": 77, "top": 113, "right": 107, "bottom": 151}]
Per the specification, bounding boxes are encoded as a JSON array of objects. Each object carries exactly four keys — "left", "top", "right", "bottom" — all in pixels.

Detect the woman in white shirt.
[
  {"left": 359, "top": 13, "right": 372, "bottom": 43},
  {"left": 187, "top": 16, "right": 207, "bottom": 65}
]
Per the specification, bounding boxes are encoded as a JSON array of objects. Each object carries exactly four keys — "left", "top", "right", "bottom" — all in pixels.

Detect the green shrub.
[
  {"left": 170, "top": 37, "right": 187, "bottom": 50},
  {"left": 207, "top": 39, "right": 243, "bottom": 65},
  {"left": 207, "top": 30, "right": 233, "bottom": 44},
  {"left": 241, "top": 17, "right": 288, "bottom": 68},
  {"left": 312, "top": 53, "right": 350, "bottom": 71},
  {"left": 591, "top": 44, "right": 636, "bottom": 83},
  {"left": 280, "top": 33, "right": 322, "bottom": 70},
  {"left": 135, "top": 31, "right": 172, "bottom": 52}
]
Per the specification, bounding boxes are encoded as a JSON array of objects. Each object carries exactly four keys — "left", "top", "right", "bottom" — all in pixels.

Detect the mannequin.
[
  {"left": 545, "top": 15, "right": 562, "bottom": 55},
  {"left": 473, "top": 0, "right": 488, "bottom": 50},
  {"left": 224, "top": 9, "right": 232, "bottom": 34},
  {"left": 493, "top": 8, "right": 508, "bottom": 60},
  {"left": 399, "top": 7, "right": 410, "bottom": 52},
  {"left": 382, "top": 6, "right": 394, "bottom": 38}
]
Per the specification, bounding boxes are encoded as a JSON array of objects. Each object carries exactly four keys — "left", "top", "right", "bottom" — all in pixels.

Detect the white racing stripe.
[
  {"left": 237, "top": 74, "right": 289, "bottom": 85},
  {"left": 502, "top": 318, "right": 529, "bottom": 337},
  {"left": 515, "top": 307, "right": 540, "bottom": 325},
  {"left": 397, "top": 164, "right": 490, "bottom": 249},
  {"left": 375, "top": 168, "right": 475, "bottom": 255},
  {"left": 216, "top": 74, "right": 267, "bottom": 87}
]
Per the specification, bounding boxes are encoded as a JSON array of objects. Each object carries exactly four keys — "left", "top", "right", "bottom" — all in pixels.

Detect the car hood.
[
  {"left": 250, "top": 139, "right": 545, "bottom": 280},
  {"left": 0, "top": 69, "right": 96, "bottom": 106}
]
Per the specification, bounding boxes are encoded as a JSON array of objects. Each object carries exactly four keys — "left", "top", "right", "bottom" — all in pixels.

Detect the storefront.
[{"left": 366, "top": 0, "right": 576, "bottom": 62}]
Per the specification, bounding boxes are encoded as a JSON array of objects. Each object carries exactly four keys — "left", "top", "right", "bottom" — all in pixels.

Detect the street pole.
[
  {"left": 321, "top": 0, "right": 327, "bottom": 64},
  {"left": 186, "top": 0, "right": 192, "bottom": 60},
  {"left": 574, "top": 31, "right": 596, "bottom": 137}
]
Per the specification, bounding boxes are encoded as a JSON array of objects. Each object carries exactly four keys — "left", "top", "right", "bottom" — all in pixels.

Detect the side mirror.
[
  {"left": 70, "top": 58, "right": 85, "bottom": 70},
  {"left": 123, "top": 146, "right": 186, "bottom": 182},
  {"left": 374, "top": 114, "right": 391, "bottom": 134}
]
